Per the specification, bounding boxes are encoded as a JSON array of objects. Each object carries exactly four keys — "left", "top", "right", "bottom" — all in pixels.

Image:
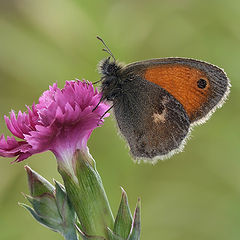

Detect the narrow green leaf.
[
  {"left": 113, "top": 188, "right": 133, "bottom": 239},
  {"left": 128, "top": 199, "right": 141, "bottom": 240}
]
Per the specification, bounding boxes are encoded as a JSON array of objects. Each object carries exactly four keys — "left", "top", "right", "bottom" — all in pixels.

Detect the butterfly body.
[{"left": 98, "top": 56, "right": 230, "bottom": 162}]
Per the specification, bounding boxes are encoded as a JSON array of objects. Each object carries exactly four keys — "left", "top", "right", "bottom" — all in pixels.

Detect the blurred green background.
[{"left": 0, "top": 0, "right": 240, "bottom": 239}]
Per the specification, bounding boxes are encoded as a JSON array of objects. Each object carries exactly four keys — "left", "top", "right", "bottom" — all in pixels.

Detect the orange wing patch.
[{"left": 144, "top": 65, "right": 210, "bottom": 120}]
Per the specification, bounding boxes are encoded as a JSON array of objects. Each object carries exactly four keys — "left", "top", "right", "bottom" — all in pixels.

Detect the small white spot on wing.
[{"left": 152, "top": 110, "right": 166, "bottom": 123}]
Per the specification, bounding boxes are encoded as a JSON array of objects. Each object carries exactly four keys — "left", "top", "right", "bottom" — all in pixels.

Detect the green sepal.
[
  {"left": 127, "top": 199, "right": 141, "bottom": 240},
  {"left": 113, "top": 188, "right": 133, "bottom": 239},
  {"left": 59, "top": 150, "right": 114, "bottom": 238}
]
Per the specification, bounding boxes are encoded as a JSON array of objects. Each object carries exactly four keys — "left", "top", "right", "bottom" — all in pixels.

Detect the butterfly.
[{"left": 95, "top": 37, "right": 230, "bottom": 163}]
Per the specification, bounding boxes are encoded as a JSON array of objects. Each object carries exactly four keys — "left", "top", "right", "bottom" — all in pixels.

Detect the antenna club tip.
[{"left": 97, "top": 36, "right": 116, "bottom": 61}]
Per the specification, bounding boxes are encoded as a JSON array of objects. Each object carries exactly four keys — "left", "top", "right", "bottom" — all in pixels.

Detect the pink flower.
[{"left": 0, "top": 80, "right": 109, "bottom": 163}]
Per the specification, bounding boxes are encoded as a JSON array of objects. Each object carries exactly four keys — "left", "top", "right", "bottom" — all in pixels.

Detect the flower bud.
[{"left": 20, "top": 166, "right": 78, "bottom": 240}]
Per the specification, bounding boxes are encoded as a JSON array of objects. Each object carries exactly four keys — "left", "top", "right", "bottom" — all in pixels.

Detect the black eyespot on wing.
[{"left": 197, "top": 79, "right": 207, "bottom": 89}]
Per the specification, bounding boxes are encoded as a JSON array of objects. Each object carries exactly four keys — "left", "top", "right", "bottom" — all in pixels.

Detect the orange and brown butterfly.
[{"left": 95, "top": 37, "right": 230, "bottom": 163}]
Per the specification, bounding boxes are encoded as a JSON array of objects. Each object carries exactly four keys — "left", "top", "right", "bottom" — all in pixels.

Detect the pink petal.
[{"left": 0, "top": 80, "right": 110, "bottom": 163}]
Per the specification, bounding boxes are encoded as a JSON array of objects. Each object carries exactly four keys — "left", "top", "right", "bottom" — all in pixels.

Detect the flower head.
[{"left": 0, "top": 80, "right": 109, "bottom": 164}]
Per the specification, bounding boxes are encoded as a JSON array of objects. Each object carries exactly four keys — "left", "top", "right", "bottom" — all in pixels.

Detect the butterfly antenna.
[
  {"left": 92, "top": 78, "right": 103, "bottom": 85},
  {"left": 97, "top": 36, "right": 116, "bottom": 61}
]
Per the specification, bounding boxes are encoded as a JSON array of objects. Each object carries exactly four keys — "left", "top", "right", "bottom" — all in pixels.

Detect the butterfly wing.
[
  {"left": 113, "top": 75, "right": 190, "bottom": 162},
  {"left": 122, "top": 57, "right": 230, "bottom": 125}
]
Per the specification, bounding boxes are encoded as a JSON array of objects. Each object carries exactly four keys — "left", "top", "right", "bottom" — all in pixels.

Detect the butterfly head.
[
  {"left": 97, "top": 36, "right": 124, "bottom": 101},
  {"left": 98, "top": 57, "right": 122, "bottom": 77}
]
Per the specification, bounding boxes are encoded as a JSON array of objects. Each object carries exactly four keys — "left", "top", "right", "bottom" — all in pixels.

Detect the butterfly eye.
[{"left": 197, "top": 78, "right": 207, "bottom": 89}]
